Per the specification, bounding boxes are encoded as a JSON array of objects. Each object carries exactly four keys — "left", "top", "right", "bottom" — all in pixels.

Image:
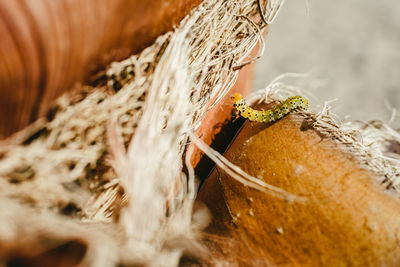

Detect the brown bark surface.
[
  {"left": 198, "top": 112, "right": 400, "bottom": 266},
  {"left": 0, "top": 0, "right": 202, "bottom": 138}
]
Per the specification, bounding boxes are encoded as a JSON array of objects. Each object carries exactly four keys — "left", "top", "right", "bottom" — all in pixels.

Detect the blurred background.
[{"left": 254, "top": 0, "right": 400, "bottom": 127}]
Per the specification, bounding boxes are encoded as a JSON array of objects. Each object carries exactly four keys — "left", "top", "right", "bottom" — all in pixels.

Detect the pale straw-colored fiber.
[
  {"left": 1, "top": 0, "right": 399, "bottom": 265},
  {"left": 0, "top": 0, "right": 283, "bottom": 265}
]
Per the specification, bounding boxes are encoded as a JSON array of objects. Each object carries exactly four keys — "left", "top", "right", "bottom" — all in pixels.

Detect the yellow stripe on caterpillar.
[{"left": 231, "top": 93, "right": 308, "bottom": 123}]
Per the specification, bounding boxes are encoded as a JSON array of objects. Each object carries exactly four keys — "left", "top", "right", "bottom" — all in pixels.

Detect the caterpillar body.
[{"left": 231, "top": 93, "right": 308, "bottom": 123}]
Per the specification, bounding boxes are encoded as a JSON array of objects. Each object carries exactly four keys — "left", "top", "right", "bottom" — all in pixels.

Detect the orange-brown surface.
[
  {"left": 190, "top": 63, "right": 256, "bottom": 168},
  {"left": 198, "top": 113, "right": 400, "bottom": 266},
  {"left": 190, "top": 38, "right": 264, "bottom": 168},
  {"left": 0, "top": 238, "right": 87, "bottom": 267},
  {"left": 0, "top": 0, "right": 202, "bottom": 138}
]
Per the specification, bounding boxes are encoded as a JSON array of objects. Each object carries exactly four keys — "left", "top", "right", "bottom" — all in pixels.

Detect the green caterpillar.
[{"left": 231, "top": 93, "right": 308, "bottom": 122}]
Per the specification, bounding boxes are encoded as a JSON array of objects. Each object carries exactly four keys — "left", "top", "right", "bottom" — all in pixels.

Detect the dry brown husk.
[
  {"left": 1, "top": 0, "right": 400, "bottom": 266},
  {"left": 0, "top": 0, "right": 276, "bottom": 266}
]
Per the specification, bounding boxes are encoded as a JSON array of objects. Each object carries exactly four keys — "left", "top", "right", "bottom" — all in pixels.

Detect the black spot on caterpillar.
[{"left": 231, "top": 93, "right": 309, "bottom": 122}]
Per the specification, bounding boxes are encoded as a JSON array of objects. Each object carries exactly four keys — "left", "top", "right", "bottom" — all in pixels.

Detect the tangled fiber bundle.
[
  {"left": 1, "top": 0, "right": 400, "bottom": 265},
  {"left": 0, "top": 0, "right": 283, "bottom": 265}
]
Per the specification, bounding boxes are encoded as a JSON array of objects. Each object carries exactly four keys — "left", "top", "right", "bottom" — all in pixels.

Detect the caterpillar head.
[{"left": 231, "top": 93, "right": 243, "bottom": 102}]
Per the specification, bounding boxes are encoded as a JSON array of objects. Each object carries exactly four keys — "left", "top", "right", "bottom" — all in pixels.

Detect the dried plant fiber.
[
  {"left": 0, "top": 0, "right": 283, "bottom": 266},
  {"left": 1, "top": 0, "right": 400, "bottom": 266}
]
